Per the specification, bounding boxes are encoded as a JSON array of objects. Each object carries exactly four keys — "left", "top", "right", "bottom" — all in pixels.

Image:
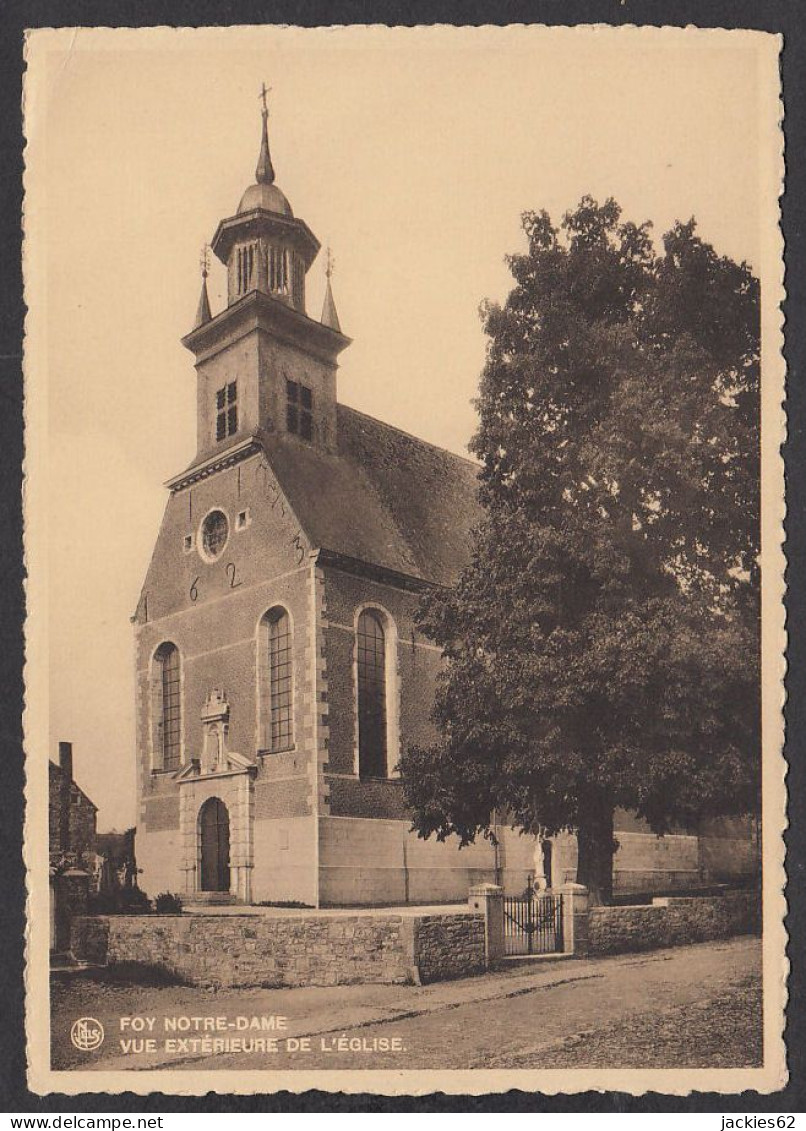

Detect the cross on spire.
[
  {"left": 195, "top": 244, "right": 212, "bottom": 327},
  {"left": 259, "top": 82, "right": 272, "bottom": 116},
  {"left": 321, "top": 245, "right": 341, "bottom": 333}
]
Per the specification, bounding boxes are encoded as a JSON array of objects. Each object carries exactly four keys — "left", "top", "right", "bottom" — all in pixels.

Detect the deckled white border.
[{"left": 22, "top": 23, "right": 787, "bottom": 1097}]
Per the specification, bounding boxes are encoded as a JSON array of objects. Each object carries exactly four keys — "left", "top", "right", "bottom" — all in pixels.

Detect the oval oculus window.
[{"left": 200, "top": 509, "right": 229, "bottom": 560}]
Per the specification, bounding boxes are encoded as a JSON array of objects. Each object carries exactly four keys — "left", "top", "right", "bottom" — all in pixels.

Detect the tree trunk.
[{"left": 576, "top": 802, "right": 615, "bottom": 906}]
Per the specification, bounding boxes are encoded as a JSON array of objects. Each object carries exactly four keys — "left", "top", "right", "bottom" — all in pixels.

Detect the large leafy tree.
[{"left": 400, "top": 197, "right": 760, "bottom": 904}]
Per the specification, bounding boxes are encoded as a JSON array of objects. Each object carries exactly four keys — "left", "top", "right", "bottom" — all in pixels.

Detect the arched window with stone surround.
[
  {"left": 153, "top": 642, "right": 181, "bottom": 771},
  {"left": 258, "top": 607, "right": 294, "bottom": 752},
  {"left": 357, "top": 609, "right": 390, "bottom": 778}
]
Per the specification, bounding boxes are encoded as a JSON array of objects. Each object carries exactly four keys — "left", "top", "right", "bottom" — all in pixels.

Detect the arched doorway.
[{"left": 199, "top": 797, "right": 230, "bottom": 892}]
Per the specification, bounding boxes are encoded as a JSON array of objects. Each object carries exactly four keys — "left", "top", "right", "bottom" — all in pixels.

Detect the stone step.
[{"left": 184, "top": 891, "right": 239, "bottom": 907}]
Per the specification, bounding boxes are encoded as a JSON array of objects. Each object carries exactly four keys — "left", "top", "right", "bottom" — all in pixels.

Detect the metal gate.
[{"left": 503, "top": 876, "right": 564, "bottom": 955}]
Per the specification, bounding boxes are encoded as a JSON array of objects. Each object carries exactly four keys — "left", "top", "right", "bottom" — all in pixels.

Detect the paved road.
[{"left": 52, "top": 936, "right": 761, "bottom": 1072}]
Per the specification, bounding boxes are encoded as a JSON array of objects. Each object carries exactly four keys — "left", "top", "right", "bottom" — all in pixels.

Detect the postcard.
[{"left": 22, "top": 23, "right": 786, "bottom": 1096}]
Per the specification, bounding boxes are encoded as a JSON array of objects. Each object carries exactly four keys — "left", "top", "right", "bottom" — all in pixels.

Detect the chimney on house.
[{"left": 58, "top": 741, "right": 72, "bottom": 853}]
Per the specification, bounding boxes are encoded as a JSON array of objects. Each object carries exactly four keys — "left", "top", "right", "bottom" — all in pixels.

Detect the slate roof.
[{"left": 264, "top": 405, "right": 482, "bottom": 587}]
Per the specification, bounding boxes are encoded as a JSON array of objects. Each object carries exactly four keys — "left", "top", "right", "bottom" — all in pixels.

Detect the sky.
[{"left": 24, "top": 25, "right": 777, "bottom": 830}]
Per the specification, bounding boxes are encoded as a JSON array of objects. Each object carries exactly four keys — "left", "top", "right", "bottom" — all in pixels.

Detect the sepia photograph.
[{"left": 22, "top": 23, "right": 786, "bottom": 1096}]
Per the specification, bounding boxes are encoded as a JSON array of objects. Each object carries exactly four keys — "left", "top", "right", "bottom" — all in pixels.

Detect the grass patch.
[
  {"left": 253, "top": 900, "right": 313, "bottom": 909},
  {"left": 82, "top": 961, "right": 190, "bottom": 987}
]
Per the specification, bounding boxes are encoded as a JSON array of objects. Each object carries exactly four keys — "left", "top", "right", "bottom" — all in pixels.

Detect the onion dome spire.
[
  {"left": 321, "top": 247, "right": 341, "bottom": 333},
  {"left": 195, "top": 245, "right": 212, "bottom": 328},
  {"left": 256, "top": 82, "right": 276, "bottom": 186}
]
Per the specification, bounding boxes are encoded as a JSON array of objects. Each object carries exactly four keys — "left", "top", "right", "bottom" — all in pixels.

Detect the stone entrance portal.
[
  {"left": 176, "top": 690, "right": 256, "bottom": 903},
  {"left": 199, "top": 797, "right": 230, "bottom": 892}
]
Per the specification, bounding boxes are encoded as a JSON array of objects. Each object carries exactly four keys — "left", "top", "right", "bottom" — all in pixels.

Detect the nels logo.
[{"left": 70, "top": 1017, "right": 105, "bottom": 1052}]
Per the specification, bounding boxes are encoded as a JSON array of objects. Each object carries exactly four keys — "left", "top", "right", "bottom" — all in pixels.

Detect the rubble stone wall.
[
  {"left": 71, "top": 909, "right": 484, "bottom": 988},
  {"left": 588, "top": 890, "right": 760, "bottom": 956},
  {"left": 412, "top": 914, "right": 486, "bottom": 983}
]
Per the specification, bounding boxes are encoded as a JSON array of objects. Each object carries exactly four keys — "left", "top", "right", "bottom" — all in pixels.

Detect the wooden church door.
[{"left": 199, "top": 797, "right": 230, "bottom": 892}]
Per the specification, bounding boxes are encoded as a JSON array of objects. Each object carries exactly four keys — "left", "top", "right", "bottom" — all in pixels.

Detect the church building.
[{"left": 134, "top": 102, "right": 757, "bottom": 907}]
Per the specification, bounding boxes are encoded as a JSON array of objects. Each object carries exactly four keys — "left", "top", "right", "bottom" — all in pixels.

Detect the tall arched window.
[
  {"left": 357, "top": 609, "right": 387, "bottom": 778},
  {"left": 259, "top": 608, "right": 293, "bottom": 751},
  {"left": 154, "top": 642, "right": 181, "bottom": 771}
]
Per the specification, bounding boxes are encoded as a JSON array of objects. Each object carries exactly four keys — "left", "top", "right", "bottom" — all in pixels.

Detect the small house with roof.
[{"left": 49, "top": 741, "right": 97, "bottom": 865}]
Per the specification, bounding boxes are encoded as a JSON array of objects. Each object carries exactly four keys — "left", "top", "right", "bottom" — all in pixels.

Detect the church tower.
[
  {"left": 133, "top": 98, "right": 352, "bottom": 907},
  {"left": 133, "top": 96, "right": 529, "bottom": 910},
  {"left": 183, "top": 91, "right": 350, "bottom": 463}
]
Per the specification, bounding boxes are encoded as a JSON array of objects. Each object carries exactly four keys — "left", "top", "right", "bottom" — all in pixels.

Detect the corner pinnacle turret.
[
  {"left": 255, "top": 82, "right": 276, "bottom": 186},
  {"left": 194, "top": 244, "right": 212, "bottom": 328},
  {"left": 321, "top": 247, "right": 342, "bottom": 332}
]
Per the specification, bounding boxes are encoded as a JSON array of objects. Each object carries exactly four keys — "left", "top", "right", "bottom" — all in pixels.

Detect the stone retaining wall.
[
  {"left": 70, "top": 891, "right": 758, "bottom": 988},
  {"left": 587, "top": 890, "right": 760, "bottom": 956},
  {"left": 71, "top": 910, "right": 484, "bottom": 988}
]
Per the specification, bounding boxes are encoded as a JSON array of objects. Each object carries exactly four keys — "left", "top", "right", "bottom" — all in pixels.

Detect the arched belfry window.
[
  {"left": 258, "top": 608, "right": 293, "bottom": 752},
  {"left": 153, "top": 642, "right": 181, "bottom": 771},
  {"left": 357, "top": 610, "right": 388, "bottom": 778},
  {"left": 268, "top": 245, "right": 291, "bottom": 297},
  {"left": 236, "top": 243, "right": 256, "bottom": 295}
]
